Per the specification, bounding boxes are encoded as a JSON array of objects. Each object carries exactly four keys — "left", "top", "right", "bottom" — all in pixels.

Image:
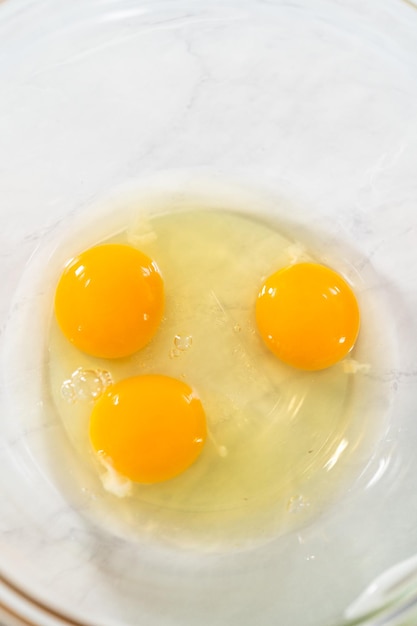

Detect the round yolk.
[
  {"left": 54, "top": 244, "right": 164, "bottom": 359},
  {"left": 89, "top": 375, "right": 207, "bottom": 484},
  {"left": 256, "top": 262, "right": 360, "bottom": 370}
]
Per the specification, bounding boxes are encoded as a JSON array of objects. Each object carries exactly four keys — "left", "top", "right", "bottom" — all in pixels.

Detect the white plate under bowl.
[{"left": 1, "top": 1, "right": 417, "bottom": 625}]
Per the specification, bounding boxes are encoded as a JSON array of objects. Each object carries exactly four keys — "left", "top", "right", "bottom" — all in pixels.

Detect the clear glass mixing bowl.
[{"left": 1, "top": 1, "right": 417, "bottom": 625}]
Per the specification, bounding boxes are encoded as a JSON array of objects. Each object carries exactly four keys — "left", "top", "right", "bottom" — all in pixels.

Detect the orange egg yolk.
[
  {"left": 54, "top": 244, "right": 164, "bottom": 359},
  {"left": 89, "top": 375, "right": 207, "bottom": 484},
  {"left": 256, "top": 262, "right": 360, "bottom": 370}
]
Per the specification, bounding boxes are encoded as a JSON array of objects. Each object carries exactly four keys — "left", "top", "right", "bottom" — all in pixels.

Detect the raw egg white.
[{"left": 48, "top": 208, "right": 371, "bottom": 548}]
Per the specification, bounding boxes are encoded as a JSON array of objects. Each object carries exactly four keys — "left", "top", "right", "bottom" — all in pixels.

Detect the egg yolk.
[
  {"left": 54, "top": 244, "right": 164, "bottom": 359},
  {"left": 89, "top": 375, "right": 207, "bottom": 484},
  {"left": 256, "top": 262, "right": 360, "bottom": 370}
]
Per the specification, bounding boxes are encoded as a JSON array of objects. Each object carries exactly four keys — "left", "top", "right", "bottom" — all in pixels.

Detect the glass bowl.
[{"left": 1, "top": 1, "right": 417, "bottom": 625}]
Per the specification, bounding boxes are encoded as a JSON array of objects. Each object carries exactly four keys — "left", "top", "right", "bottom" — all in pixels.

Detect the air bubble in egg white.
[
  {"left": 287, "top": 494, "right": 311, "bottom": 514},
  {"left": 174, "top": 334, "right": 193, "bottom": 351},
  {"left": 61, "top": 367, "right": 113, "bottom": 404}
]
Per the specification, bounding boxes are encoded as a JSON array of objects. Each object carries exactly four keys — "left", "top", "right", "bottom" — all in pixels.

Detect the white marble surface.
[{"left": 1, "top": 0, "right": 417, "bottom": 625}]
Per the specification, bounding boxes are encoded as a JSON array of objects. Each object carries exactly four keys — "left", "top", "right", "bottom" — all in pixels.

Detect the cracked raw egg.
[
  {"left": 54, "top": 243, "right": 164, "bottom": 359},
  {"left": 256, "top": 262, "right": 360, "bottom": 370},
  {"left": 48, "top": 207, "right": 373, "bottom": 546},
  {"left": 90, "top": 374, "right": 207, "bottom": 484}
]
